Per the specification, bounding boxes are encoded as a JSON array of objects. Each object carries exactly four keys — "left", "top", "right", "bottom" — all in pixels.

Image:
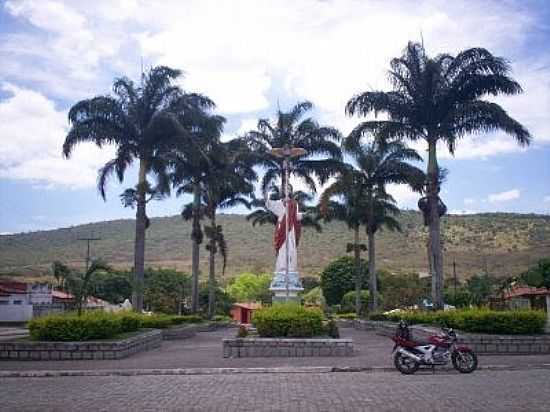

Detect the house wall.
[{"left": 0, "top": 304, "right": 33, "bottom": 322}]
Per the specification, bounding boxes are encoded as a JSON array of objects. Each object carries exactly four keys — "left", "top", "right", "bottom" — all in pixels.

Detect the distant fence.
[{"left": 32, "top": 303, "right": 65, "bottom": 318}]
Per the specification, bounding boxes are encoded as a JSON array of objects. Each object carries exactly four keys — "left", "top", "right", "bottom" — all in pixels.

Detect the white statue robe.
[{"left": 266, "top": 198, "right": 302, "bottom": 273}]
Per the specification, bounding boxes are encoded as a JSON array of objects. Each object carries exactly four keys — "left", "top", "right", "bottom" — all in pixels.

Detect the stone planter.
[
  {"left": 161, "top": 325, "right": 198, "bottom": 340},
  {"left": 223, "top": 337, "right": 354, "bottom": 358},
  {"left": 353, "top": 319, "right": 550, "bottom": 354},
  {"left": 0, "top": 329, "right": 162, "bottom": 361}
]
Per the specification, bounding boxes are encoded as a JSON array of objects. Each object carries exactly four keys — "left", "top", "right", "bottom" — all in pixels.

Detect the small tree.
[
  {"left": 320, "top": 256, "right": 368, "bottom": 306},
  {"left": 64, "top": 260, "right": 110, "bottom": 315},
  {"left": 227, "top": 273, "right": 272, "bottom": 303}
]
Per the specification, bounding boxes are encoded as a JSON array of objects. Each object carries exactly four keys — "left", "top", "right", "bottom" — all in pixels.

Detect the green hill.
[{"left": 1, "top": 211, "right": 550, "bottom": 281}]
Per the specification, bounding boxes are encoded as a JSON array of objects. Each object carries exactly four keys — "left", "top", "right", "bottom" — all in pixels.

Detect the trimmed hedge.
[
  {"left": 29, "top": 312, "right": 139, "bottom": 342},
  {"left": 253, "top": 304, "right": 325, "bottom": 338},
  {"left": 29, "top": 312, "right": 205, "bottom": 341},
  {"left": 372, "top": 309, "right": 547, "bottom": 335}
]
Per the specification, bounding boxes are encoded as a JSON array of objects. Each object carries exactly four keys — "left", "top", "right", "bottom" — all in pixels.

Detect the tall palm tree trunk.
[
  {"left": 353, "top": 226, "right": 362, "bottom": 317},
  {"left": 191, "top": 183, "right": 201, "bottom": 313},
  {"left": 133, "top": 158, "right": 147, "bottom": 312},
  {"left": 207, "top": 214, "right": 217, "bottom": 319},
  {"left": 367, "top": 229, "right": 377, "bottom": 312},
  {"left": 427, "top": 141, "right": 444, "bottom": 310}
]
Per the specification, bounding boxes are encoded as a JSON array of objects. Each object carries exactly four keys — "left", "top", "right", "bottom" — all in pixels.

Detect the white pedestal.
[{"left": 270, "top": 271, "right": 303, "bottom": 303}]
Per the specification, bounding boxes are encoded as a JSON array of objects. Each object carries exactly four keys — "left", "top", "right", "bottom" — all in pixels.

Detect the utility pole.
[
  {"left": 453, "top": 259, "right": 457, "bottom": 304},
  {"left": 77, "top": 233, "right": 101, "bottom": 271}
]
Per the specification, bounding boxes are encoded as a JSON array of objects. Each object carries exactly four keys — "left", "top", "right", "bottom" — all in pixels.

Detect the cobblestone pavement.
[
  {"left": 2, "top": 327, "right": 550, "bottom": 372},
  {"left": 2, "top": 369, "right": 550, "bottom": 411}
]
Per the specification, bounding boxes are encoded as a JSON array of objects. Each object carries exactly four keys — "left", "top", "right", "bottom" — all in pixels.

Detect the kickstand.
[{"left": 431, "top": 365, "right": 435, "bottom": 374}]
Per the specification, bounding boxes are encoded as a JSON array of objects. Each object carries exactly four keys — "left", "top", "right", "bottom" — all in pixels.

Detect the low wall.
[
  {"left": 223, "top": 338, "right": 354, "bottom": 358},
  {"left": 353, "top": 320, "right": 550, "bottom": 354},
  {"left": 0, "top": 329, "right": 162, "bottom": 361},
  {"left": 161, "top": 325, "right": 198, "bottom": 340}
]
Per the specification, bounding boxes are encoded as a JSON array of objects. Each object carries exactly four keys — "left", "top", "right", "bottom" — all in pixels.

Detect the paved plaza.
[
  {"left": 2, "top": 327, "right": 550, "bottom": 371},
  {"left": 2, "top": 327, "right": 550, "bottom": 411},
  {"left": 2, "top": 369, "right": 550, "bottom": 411}
]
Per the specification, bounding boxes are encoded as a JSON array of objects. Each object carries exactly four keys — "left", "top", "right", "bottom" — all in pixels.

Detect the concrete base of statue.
[{"left": 270, "top": 271, "right": 303, "bottom": 303}]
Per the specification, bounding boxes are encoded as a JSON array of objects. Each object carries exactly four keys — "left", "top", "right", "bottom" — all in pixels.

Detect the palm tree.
[
  {"left": 346, "top": 42, "right": 531, "bottom": 309},
  {"left": 170, "top": 103, "right": 223, "bottom": 313},
  {"left": 64, "top": 260, "right": 111, "bottom": 315},
  {"left": 322, "top": 141, "right": 424, "bottom": 314},
  {"left": 246, "top": 186, "right": 322, "bottom": 232},
  {"left": 63, "top": 66, "right": 192, "bottom": 312},
  {"left": 244, "top": 101, "right": 342, "bottom": 193},
  {"left": 178, "top": 139, "right": 256, "bottom": 318},
  {"left": 320, "top": 169, "right": 369, "bottom": 316}
]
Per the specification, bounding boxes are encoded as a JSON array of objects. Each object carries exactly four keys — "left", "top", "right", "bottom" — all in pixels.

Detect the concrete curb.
[{"left": 2, "top": 363, "right": 550, "bottom": 378}]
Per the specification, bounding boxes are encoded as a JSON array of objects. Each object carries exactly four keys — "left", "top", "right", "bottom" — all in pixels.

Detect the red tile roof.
[
  {"left": 52, "top": 290, "right": 74, "bottom": 301},
  {"left": 0, "top": 281, "right": 27, "bottom": 294},
  {"left": 504, "top": 286, "right": 550, "bottom": 299},
  {"left": 233, "top": 302, "right": 263, "bottom": 310}
]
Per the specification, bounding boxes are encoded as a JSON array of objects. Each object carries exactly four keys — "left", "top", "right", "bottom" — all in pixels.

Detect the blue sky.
[{"left": 1, "top": 0, "right": 550, "bottom": 234}]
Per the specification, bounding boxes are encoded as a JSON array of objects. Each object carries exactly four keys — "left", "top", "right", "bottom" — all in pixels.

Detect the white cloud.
[
  {"left": 464, "top": 198, "right": 476, "bottom": 205},
  {"left": 0, "top": 83, "right": 114, "bottom": 188},
  {"left": 543, "top": 196, "right": 550, "bottom": 203},
  {"left": 387, "top": 184, "right": 420, "bottom": 209},
  {"left": 449, "top": 209, "right": 478, "bottom": 215},
  {"left": 488, "top": 189, "right": 520, "bottom": 203},
  {"left": 2, "top": 0, "right": 550, "bottom": 193}
]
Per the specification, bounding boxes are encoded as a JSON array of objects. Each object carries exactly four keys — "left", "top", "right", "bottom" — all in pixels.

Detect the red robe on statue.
[{"left": 273, "top": 199, "right": 301, "bottom": 252}]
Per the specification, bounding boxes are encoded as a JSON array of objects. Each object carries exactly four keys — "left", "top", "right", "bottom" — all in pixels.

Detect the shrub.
[
  {"left": 237, "top": 325, "right": 249, "bottom": 338},
  {"left": 29, "top": 311, "right": 123, "bottom": 342},
  {"left": 367, "top": 312, "right": 389, "bottom": 321},
  {"left": 138, "top": 314, "right": 173, "bottom": 329},
  {"left": 341, "top": 290, "right": 370, "bottom": 314},
  {"left": 253, "top": 304, "right": 324, "bottom": 338},
  {"left": 335, "top": 313, "right": 357, "bottom": 320},
  {"left": 117, "top": 312, "right": 141, "bottom": 332},
  {"left": 382, "top": 309, "right": 546, "bottom": 335},
  {"left": 168, "top": 315, "right": 204, "bottom": 325},
  {"left": 302, "top": 286, "right": 326, "bottom": 308},
  {"left": 212, "top": 315, "right": 232, "bottom": 323},
  {"left": 326, "top": 319, "right": 340, "bottom": 338},
  {"left": 320, "top": 256, "right": 368, "bottom": 306}
]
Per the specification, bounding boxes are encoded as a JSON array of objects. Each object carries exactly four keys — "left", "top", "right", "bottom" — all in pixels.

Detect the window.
[{"left": 13, "top": 300, "right": 22, "bottom": 305}]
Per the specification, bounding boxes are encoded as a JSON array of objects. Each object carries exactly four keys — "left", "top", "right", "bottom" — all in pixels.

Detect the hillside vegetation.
[{"left": 1, "top": 211, "right": 549, "bottom": 281}]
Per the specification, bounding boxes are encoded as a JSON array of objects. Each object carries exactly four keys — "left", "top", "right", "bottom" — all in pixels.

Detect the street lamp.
[{"left": 270, "top": 145, "right": 307, "bottom": 300}]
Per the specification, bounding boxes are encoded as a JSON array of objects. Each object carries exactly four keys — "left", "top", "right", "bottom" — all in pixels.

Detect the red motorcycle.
[{"left": 391, "top": 320, "right": 478, "bottom": 374}]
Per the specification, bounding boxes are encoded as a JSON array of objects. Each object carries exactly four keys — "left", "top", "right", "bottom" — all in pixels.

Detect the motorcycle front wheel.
[
  {"left": 452, "top": 350, "right": 478, "bottom": 373},
  {"left": 394, "top": 352, "right": 420, "bottom": 375}
]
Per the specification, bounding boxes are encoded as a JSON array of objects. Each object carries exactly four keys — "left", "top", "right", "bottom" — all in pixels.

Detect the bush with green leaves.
[
  {"left": 341, "top": 290, "right": 370, "bottom": 314},
  {"left": 326, "top": 319, "right": 340, "bottom": 338},
  {"left": 302, "top": 286, "right": 326, "bottom": 308},
  {"left": 320, "top": 256, "right": 368, "bottom": 306},
  {"left": 253, "top": 304, "right": 325, "bottom": 338},
  {"left": 29, "top": 311, "right": 129, "bottom": 341},
  {"left": 227, "top": 273, "right": 272, "bottom": 304},
  {"left": 29, "top": 311, "right": 209, "bottom": 341},
  {"left": 335, "top": 313, "right": 358, "bottom": 320},
  {"left": 375, "top": 309, "right": 546, "bottom": 335}
]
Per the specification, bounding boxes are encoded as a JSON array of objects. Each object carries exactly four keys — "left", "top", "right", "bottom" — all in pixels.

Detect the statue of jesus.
[{"left": 265, "top": 188, "right": 304, "bottom": 297}]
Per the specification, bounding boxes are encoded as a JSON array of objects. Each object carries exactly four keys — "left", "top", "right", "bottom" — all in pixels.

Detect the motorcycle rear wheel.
[
  {"left": 452, "top": 351, "right": 478, "bottom": 373},
  {"left": 394, "top": 352, "right": 420, "bottom": 375}
]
